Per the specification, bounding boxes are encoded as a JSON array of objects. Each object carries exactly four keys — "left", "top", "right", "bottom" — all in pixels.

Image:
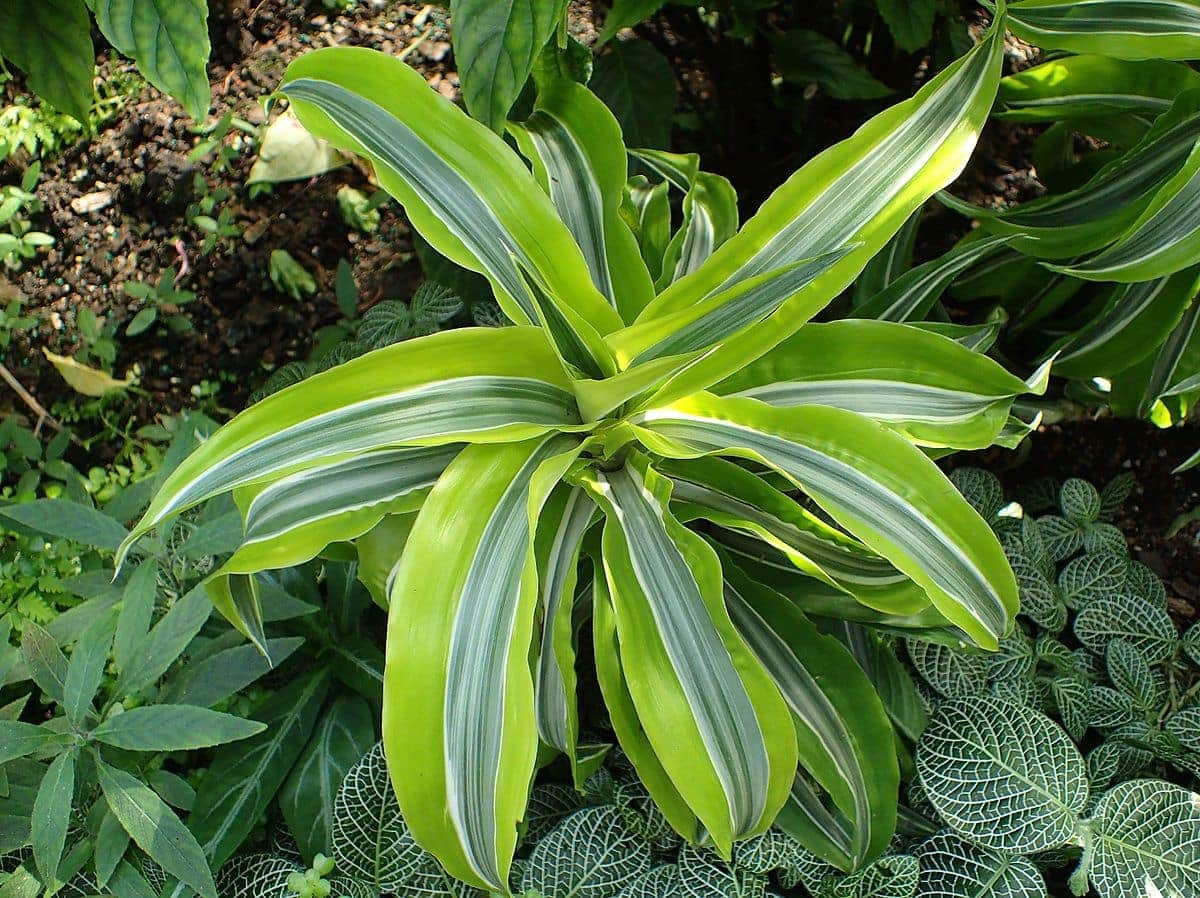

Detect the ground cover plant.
[{"left": 0, "top": 1, "right": 1199, "bottom": 897}]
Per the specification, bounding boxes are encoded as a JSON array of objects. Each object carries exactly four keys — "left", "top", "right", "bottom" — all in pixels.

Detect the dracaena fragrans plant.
[{"left": 115, "top": 8, "right": 1031, "bottom": 891}]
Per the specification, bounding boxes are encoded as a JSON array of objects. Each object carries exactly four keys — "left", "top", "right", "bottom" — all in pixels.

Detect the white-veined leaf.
[
  {"left": 519, "top": 807, "right": 652, "bottom": 897},
  {"left": 1007, "top": 0, "right": 1200, "bottom": 60},
  {"left": 1084, "top": 779, "right": 1200, "bottom": 898},
  {"left": 905, "top": 639, "right": 990, "bottom": 700},
  {"left": 916, "top": 831, "right": 1046, "bottom": 898},
  {"left": 1074, "top": 594, "right": 1179, "bottom": 663},
  {"left": 916, "top": 698, "right": 1088, "bottom": 853}
]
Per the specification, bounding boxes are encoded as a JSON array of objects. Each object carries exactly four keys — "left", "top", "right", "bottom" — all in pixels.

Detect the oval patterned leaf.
[
  {"left": 520, "top": 806, "right": 652, "bottom": 898},
  {"left": 916, "top": 831, "right": 1047, "bottom": 898},
  {"left": 331, "top": 742, "right": 428, "bottom": 892},
  {"left": 1074, "top": 595, "right": 1179, "bottom": 663},
  {"left": 916, "top": 698, "right": 1088, "bottom": 854},
  {"left": 1086, "top": 779, "right": 1200, "bottom": 898}
]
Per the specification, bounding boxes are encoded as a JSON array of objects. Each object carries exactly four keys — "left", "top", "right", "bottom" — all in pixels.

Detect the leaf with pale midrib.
[
  {"left": 916, "top": 832, "right": 1046, "bottom": 898},
  {"left": 520, "top": 806, "right": 652, "bottom": 898}
]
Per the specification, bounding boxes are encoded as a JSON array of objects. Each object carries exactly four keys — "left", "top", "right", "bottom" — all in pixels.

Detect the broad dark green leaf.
[
  {"left": 161, "top": 637, "right": 304, "bottom": 708},
  {"left": 189, "top": 668, "right": 330, "bottom": 868},
  {"left": 590, "top": 38, "right": 676, "bottom": 149},
  {"left": 31, "top": 751, "right": 74, "bottom": 887},
  {"left": 20, "top": 621, "right": 68, "bottom": 705},
  {"left": 0, "top": 0, "right": 93, "bottom": 120},
  {"left": 118, "top": 586, "right": 211, "bottom": 696},
  {"left": 279, "top": 694, "right": 376, "bottom": 860},
  {"left": 773, "top": 30, "right": 892, "bottom": 100},
  {"left": 450, "top": 0, "right": 566, "bottom": 131},
  {"left": 112, "top": 562, "right": 157, "bottom": 677},
  {"left": 878, "top": 0, "right": 936, "bottom": 51},
  {"left": 0, "top": 721, "right": 72, "bottom": 766},
  {"left": 93, "top": 0, "right": 211, "bottom": 119},
  {"left": 64, "top": 613, "right": 116, "bottom": 728},
  {"left": 0, "top": 499, "right": 129, "bottom": 551}
]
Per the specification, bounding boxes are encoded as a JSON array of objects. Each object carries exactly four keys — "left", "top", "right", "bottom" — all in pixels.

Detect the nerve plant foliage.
[{"left": 117, "top": 11, "right": 1034, "bottom": 892}]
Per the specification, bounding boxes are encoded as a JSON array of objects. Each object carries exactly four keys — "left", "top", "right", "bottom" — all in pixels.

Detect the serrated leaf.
[
  {"left": 1056, "top": 553, "right": 1126, "bottom": 609},
  {"left": 357, "top": 301, "right": 414, "bottom": 350},
  {"left": 1085, "top": 779, "right": 1200, "bottom": 898},
  {"left": 1059, "top": 479, "right": 1101, "bottom": 524},
  {"left": 0, "top": 0, "right": 93, "bottom": 120},
  {"left": 411, "top": 283, "right": 463, "bottom": 324},
  {"left": 520, "top": 806, "right": 652, "bottom": 898},
  {"left": 906, "top": 639, "right": 989, "bottom": 699},
  {"left": 916, "top": 831, "right": 1046, "bottom": 898},
  {"left": 916, "top": 698, "right": 1088, "bottom": 854},
  {"left": 331, "top": 742, "right": 427, "bottom": 892},
  {"left": 1075, "top": 595, "right": 1178, "bottom": 664}
]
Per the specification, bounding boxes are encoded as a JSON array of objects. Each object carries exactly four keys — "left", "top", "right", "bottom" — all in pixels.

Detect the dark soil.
[{"left": 2, "top": 1, "right": 453, "bottom": 421}]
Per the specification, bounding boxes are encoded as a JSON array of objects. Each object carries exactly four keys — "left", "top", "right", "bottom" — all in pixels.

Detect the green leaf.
[
  {"left": 94, "top": 807, "right": 130, "bottom": 888},
  {"left": 92, "top": 0, "right": 210, "bottom": 119},
  {"left": 521, "top": 807, "right": 651, "bottom": 896},
  {"left": 598, "top": 0, "right": 665, "bottom": 42},
  {"left": 723, "top": 561, "right": 898, "bottom": 869},
  {"left": 905, "top": 639, "right": 990, "bottom": 699},
  {"left": 997, "top": 55, "right": 1200, "bottom": 122},
  {"left": 635, "top": 16, "right": 1005, "bottom": 405},
  {"left": 510, "top": 73, "right": 655, "bottom": 323},
  {"left": 916, "top": 697, "right": 1088, "bottom": 853},
  {"left": 1007, "top": 0, "right": 1200, "bottom": 59},
  {"left": 1074, "top": 594, "right": 1179, "bottom": 663},
  {"left": 713, "top": 319, "right": 1038, "bottom": 450},
  {"left": 117, "top": 586, "right": 211, "bottom": 696},
  {"left": 120, "top": 328, "right": 581, "bottom": 567},
  {"left": 91, "top": 705, "right": 265, "bottom": 751},
  {"left": 331, "top": 742, "right": 428, "bottom": 892},
  {"left": 580, "top": 457, "right": 797, "bottom": 857},
  {"left": 0, "top": 0, "right": 93, "bottom": 121},
  {"left": 633, "top": 395, "right": 1017, "bottom": 649},
  {"left": 247, "top": 109, "right": 347, "bottom": 184},
  {"left": 772, "top": 30, "right": 893, "bottom": 100},
  {"left": 0, "top": 499, "right": 129, "bottom": 551},
  {"left": 21, "top": 620, "right": 68, "bottom": 705},
  {"left": 96, "top": 754, "right": 216, "bottom": 898},
  {"left": 1057, "top": 552, "right": 1126, "bottom": 608},
  {"left": 0, "top": 721, "right": 71, "bottom": 765},
  {"left": 1085, "top": 780, "right": 1200, "bottom": 898},
  {"left": 590, "top": 39, "right": 676, "bottom": 149},
  {"left": 451, "top": 0, "right": 566, "bottom": 131},
  {"left": 532, "top": 486, "right": 594, "bottom": 778},
  {"left": 915, "top": 832, "right": 1046, "bottom": 898},
  {"left": 822, "top": 853, "right": 918, "bottom": 898},
  {"left": 112, "top": 562, "right": 157, "bottom": 676},
  {"left": 1167, "top": 707, "right": 1200, "bottom": 751},
  {"left": 279, "top": 694, "right": 375, "bottom": 860},
  {"left": 64, "top": 612, "right": 115, "bottom": 728},
  {"left": 878, "top": 0, "right": 936, "bottom": 51},
  {"left": 280, "top": 49, "right": 620, "bottom": 336},
  {"left": 160, "top": 637, "right": 304, "bottom": 708},
  {"left": 383, "top": 436, "right": 581, "bottom": 889},
  {"left": 189, "top": 668, "right": 330, "bottom": 869},
  {"left": 31, "top": 751, "right": 74, "bottom": 887}
]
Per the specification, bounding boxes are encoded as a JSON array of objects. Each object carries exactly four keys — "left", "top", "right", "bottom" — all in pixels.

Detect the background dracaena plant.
[{"left": 114, "top": 9, "right": 1028, "bottom": 892}]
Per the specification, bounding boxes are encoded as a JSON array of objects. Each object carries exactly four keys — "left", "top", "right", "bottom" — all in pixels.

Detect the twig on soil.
[{"left": 0, "top": 360, "right": 75, "bottom": 441}]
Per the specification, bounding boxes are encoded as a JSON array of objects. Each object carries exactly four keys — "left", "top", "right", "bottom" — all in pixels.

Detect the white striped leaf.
[
  {"left": 580, "top": 456, "right": 797, "bottom": 856},
  {"left": 916, "top": 698, "right": 1088, "bottom": 854},
  {"left": 510, "top": 77, "right": 656, "bottom": 323},
  {"left": 532, "top": 484, "right": 596, "bottom": 778},
  {"left": 996, "top": 55, "right": 1200, "bottom": 122},
  {"left": 1049, "top": 269, "right": 1200, "bottom": 378},
  {"left": 713, "top": 320, "right": 1041, "bottom": 450},
  {"left": 1049, "top": 135, "right": 1200, "bottom": 282},
  {"left": 853, "top": 235, "right": 1013, "bottom": 321},
  {"left": 590, "top": 562, "right": 700, "bottom": 843},
  {"left": 916, "top": 832, "right": 1047, "bottom": 898},
  {"left": 723, "top": 561, "right": 899, "bottom": 870},
  {"left": 630, "top": 149, "right": 739, "bottom": 290},
  {"left": 610, "top": 249, "right": 851, "bottom": 369},
  {"left": 662, "top": 456, "right": 929, "bottom": 615},
  {"left": 383, "top": 435, "right": 582, "bottom": 890},
  {"left": 1085, "top": 779, "right": 1200, "bottom": 898},
  {"left": 630, "top": 14, "right": 1005, "bottom": 407},
  {"left": 632, "top": 395, "right": 1018, "bottom": 649},
  {"left": 219, "top": 444, "right": 455, "bottom": 577},
  {"left": 279, "top": 47, "right": 622, "bottom": 339},
  {"left": 851, "top": 209, "right": 921, "bottom": 307},
  {"left": 1137, "top": 301, "right": 1200, "bottom": 416},
  {"left": 1007, "top": 0, "right": 1200, "bottom": 60},
  {"left": 941, "top": 99, "right": 1200, "bottom": 260},
  {"left": 355, "top": 513, "right": 415, "bottom": 609},
  {"left": 624, "top": 175, "right": 672, "bottom": 285},
  {"left": 119, "top": 327, "right": 580, "bottom": 567}
]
